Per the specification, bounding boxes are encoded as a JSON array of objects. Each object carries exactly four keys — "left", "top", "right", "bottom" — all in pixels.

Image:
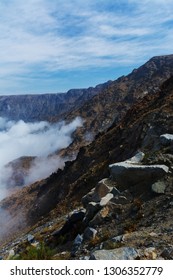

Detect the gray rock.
[
  {"left": 83, "top": 227, "right": 97, "bottom": 241},
  {"left": 160, "top": 134, "right": 173, "bottom": 146},
  {"left": 84, "top": 202, "right": 101, "bottom": 223},
  {"left": 52, "top": 209, "right": 85, "bottom": 237},
  {"left": 110, "top": 187, "right": 121, "bottom": 196},
  {"left": 73, "top": 234, "right": 83, "bottom": 246},
  {"left": 27, "top": 234, "right": 35, "bottom": 243},
  {"left": 82, "top": 189, "right": 99, "bottom": 208},
  {"left": 71, "top": 234, "right": 83, "bottom": 257},
  {"left": 90, "top": 247, "right": 139, "bottom": 260},
  {"left": 82, "top": 178, "right": 113, "bottom": 208},
  {"left": 109, "top": 162, "right": 169, "bottom": 187},
  {"left": 89, "top": 206, "right": 110, "bottom": 227},
  {"left": 151, "top": 181, "right": 166, "bottom": 194},
  {"left": 111, "top": 235, "right": 124, "bottom": 243},
  {"left": 126, "top": 151, "right": 145, "bottom": 164},
  {"left": 100, "top": 193, "right": 114, "bottom": 207}
]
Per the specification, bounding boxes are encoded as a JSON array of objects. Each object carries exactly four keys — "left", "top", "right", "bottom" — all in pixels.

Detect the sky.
[{"left": 0, "top": 0, "right": 173, "bottom": 95}]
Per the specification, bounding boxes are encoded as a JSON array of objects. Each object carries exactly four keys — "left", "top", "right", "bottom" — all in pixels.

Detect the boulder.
[
  {"left": 109, "top": 162, "right": 169, "bottom": 187},
  {"left": 151, "top": 181, "right": 166, "bottom": 194},
  {"left": 90, "top": 247, "right": 139, "bottom": 260}
]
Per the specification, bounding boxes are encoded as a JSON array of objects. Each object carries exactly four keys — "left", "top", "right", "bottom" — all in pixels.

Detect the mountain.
[
  {"left": 0, "top": 82, "right": 111, "bottom": 122},
  {"left": 58, "top": 54, "right": 173, "bottom": 156},
  {"left": 0, "top": 55, "right": 173, "bottom": 260}
]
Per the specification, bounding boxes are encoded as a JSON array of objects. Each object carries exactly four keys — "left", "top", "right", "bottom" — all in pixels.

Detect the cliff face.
[{"left": 0, "top": 82, "right": 111, "bottom": 122}]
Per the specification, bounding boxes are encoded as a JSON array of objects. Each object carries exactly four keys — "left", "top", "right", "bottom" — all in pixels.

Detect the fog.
[{"left": 0, "top": 116, "right": 83, "bottom": 201}]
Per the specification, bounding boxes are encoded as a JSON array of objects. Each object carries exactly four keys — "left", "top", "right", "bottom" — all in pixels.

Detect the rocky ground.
[{"left": 0, "top": 143, "right": 173, "bottom": 260}]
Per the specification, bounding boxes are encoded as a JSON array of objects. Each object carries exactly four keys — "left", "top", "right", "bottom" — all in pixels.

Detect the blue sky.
[{"left": 0, "top": 0, "right": 173, "bottom": 95}]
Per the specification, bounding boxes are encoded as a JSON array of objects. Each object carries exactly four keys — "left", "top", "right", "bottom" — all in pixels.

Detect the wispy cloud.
[{"left": 0, "top": 0, "right": 173, "bottom": 94}]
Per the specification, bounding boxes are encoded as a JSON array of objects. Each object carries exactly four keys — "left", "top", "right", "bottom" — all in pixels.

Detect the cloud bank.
[{"left": 0, "top": 116, "right": 83, "bottom": 200}]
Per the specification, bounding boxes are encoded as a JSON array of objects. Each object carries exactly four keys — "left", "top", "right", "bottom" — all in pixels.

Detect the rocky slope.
[
  {"left": 58, "top": 54, "right": 173, "bottom": 156},
  {"left": 0, "top": 75, "right": 173, "bottom": 260}
]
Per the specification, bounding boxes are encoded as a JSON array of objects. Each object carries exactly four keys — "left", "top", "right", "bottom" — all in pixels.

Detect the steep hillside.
[
  {"left": 59, "top": 54, "right": 173, "bottom": 156},
  {"left": 1, "top": 76, "right": 173, "bottom": 260}
]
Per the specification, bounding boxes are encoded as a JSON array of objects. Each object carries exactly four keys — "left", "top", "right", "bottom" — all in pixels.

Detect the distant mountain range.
[
  {"left": 0, "top": 81, "right": 112, "bottom": 122},
  {"left": 0, "top": 55, "right": 173, "bottom": 260}
]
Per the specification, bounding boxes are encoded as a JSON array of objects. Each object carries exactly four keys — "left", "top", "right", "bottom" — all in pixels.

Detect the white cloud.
[{"left": 0, "top": 116, "right": 83, "bottom": 200}]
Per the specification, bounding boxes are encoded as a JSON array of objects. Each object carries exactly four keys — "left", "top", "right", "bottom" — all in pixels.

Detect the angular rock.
[
  {"left": 100, "top": 193, "right": 114, "bottom": 207},
  {"left": 110, "top": 187, "right": 121, "bottom": 196},
  {"left": 160, "top": 134, "right": 173, "bottom": 146},
  {"left": 84, "top": 202, "right": 101, "bottom": 223},
  {"left": 111, "top": 235, "right": 124, "bottom": 243},
  {"left": 73, "top": 234, "right": 83, "bottom": 246},
  {"left": 126, "top": 151, "right": 145, "bottom": 164},
  {"left": 90, "top": 247, "right": 139, "bottom": 260},
  {"left": 151, "top": 181, "right": 166, "bottom": 194},
  {"left": 27, "top": 234, "right": 35, "bottom": 243},
  {"left": 95, "top": 178, "right": 113, "bottom": 197},
  {"left": 82, "top": 178, "right": 113, "bottom": 208},
  {"left": 83, "top": 227, "right": 97, "bottom": 241},
  {"left": 52, "top": 209, "right": 85, "bottom": 237},
  {"left": 82, "top": 189, "right": 98, "bottom": 208},
  {"left": 71, "top": 234, "right": 83, "bottom": 257},
  {"left": 109, "top": 162, "right": 169, "bottom": 187},
  {"left": 89, "top": 206, "right": 110, "bottom": 227}
]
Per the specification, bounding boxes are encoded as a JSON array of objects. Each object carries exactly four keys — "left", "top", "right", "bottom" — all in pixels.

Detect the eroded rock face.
[{"left": 109, "top": 162, "right": 169, "bottom": 187}]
